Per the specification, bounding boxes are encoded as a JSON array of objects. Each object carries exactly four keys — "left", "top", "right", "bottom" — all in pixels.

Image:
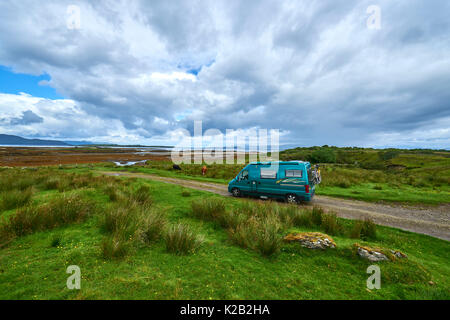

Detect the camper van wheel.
[
  {"left": 231, "top": 188, "right": 241, "bottom": 197},
  {"left": 286, "top": 194, "right": 299, "bottom": 204}
]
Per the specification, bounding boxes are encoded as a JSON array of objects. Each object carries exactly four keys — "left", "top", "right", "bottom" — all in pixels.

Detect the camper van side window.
[
  {"left": 239, "top": 170, "right": 249, "bottom": 181},
  {"left": 260, "top": 169, "right": 277, "bottom": 179},
  {"left": 285, "top": 169, "right": 302, "bottom": 178}
]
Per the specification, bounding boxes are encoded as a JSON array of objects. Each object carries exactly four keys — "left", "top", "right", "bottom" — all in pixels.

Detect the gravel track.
[{"left": 101, "top": 171, "right": 450, "bottom": 241}]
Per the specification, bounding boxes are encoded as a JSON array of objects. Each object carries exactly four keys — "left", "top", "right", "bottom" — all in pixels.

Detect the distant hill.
[{"left": 0, "top": 134, "right": 70, "bottom": 146}]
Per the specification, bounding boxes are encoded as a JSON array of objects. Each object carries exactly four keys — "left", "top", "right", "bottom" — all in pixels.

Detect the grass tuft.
[
  {"left": 190, "top": 198, "right": 226, "bottom": 221},
  {"left": 139, "top": 210, "right": 167, "bottom": 244},
  {"left": 1, "top": 194, "right": 94, "bottom": 242},
  {"left": 101, "top": 235, "right": 133, "bottom": 259},
  {"left": 165, "top": 223, "right": 203, "bottom": 255},
  {"left": 0, "top": 188, "right": 33, "bottom": 211},
  {"left": 321, "top": 213, "right": 341, "bottom": 235}
]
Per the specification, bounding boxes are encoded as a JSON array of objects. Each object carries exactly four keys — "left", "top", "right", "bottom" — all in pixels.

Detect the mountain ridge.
[{"left": 0, "top": 134, "right": 70, "bottom": 146}]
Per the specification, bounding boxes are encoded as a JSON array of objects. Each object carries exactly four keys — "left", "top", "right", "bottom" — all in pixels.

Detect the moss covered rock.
[
  {"left": 284, "top": 232, "right": 336, "bottom": 250},
  {"left": 354, "top": 243, "right": 407, "bottom": 262}
]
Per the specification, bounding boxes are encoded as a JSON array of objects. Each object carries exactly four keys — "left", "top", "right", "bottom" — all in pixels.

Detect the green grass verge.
[{"left": 0, "top": 168, "right": 448, "bottom": 299}]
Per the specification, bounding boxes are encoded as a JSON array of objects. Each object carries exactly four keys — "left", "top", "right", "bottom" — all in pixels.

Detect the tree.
[{"left": 307, "top": 148, "right": 336, "bottom": 163}]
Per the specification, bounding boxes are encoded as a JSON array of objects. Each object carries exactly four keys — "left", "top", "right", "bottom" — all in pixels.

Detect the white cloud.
[{"left": 0, "top": 0, "right": 449, "bottom": 148}]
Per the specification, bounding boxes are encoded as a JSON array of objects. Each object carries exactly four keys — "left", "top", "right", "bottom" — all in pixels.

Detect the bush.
[
  {"left": 360, "top": 160, "right": 385, "bottom": 170},
  {"left": 165, "top": 224, "right": 204, "bottom": 255},
  {"left": 307, "top": 148, "right": 336, "bottom": 163},
  {"left": 181, "top": 191, "right": 191, "bottom": 197},
  {"left": 379, "top": 150, "right": 399, "bottom": 161},
  {"left": 0, "top": 188, "right": 33, "bottom": 211}
]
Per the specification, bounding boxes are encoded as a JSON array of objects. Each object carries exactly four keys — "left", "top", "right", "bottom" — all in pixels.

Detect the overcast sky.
[{"left": 0, "top": 0, "right": 449, "bottom": 149}]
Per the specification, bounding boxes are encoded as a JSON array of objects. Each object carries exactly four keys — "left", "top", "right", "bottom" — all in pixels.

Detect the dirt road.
[{"left": 101, "top": 171, "right": 450, "bottom": 241}]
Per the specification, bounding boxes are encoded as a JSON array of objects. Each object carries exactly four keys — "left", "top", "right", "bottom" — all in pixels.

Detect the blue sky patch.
[{"left": 0, "top": 65, "right": 63, "bottom": 99}]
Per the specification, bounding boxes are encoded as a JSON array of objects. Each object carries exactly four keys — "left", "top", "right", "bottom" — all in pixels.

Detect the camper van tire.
[
  {"left": 286, "top": 194, "right": 299, "bottom": 204},
  {"left": 231, "top": 188, "right": 241, "bottom": 197}
]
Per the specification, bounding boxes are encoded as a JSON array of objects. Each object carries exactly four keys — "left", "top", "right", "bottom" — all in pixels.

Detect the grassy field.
[
  {"left": 89, "top": 151, "right": 450, "bottom": 205},
  {"left": 0, "top": 167, "right": 448, "bottom": 299}
]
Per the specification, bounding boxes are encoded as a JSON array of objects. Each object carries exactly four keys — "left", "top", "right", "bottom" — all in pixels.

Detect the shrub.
[
  {"left": 165, "top": 223, "right": 203, "bottom": 255},
  {"left": 0, "top": 188, "right": 33, "bottom": 211},
  {"left": 379, "top": 150, "right": 399, "bottom": 161},
  {"left": 307, "top": 148, "right": 336, "bottom": 163}
]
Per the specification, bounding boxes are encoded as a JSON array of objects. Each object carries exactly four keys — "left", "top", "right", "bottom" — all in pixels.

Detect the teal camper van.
[{"left": 228, "top": 161, "right": 321, "bottom": 203}]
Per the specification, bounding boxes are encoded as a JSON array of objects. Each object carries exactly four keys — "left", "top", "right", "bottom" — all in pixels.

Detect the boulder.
[
  {"left": 390, "top": 250, "right": 407, "bottom": 259},
  {"left": 354, "top": 244, "right": 407, "bottom": 262},
  {"left": 284, "top": 232, "right": 336, "bottom": 250},
  {"left": 357, "top": 246, "right": 388, "bottom": 262}
]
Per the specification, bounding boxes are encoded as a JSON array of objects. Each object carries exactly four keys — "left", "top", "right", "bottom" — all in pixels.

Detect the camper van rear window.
[
  {"left": 285, "top": 169, "right": 302, "bottom": 178},
  {"left": 260, "top": 169, "right": 277, "bottom": 179}
]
